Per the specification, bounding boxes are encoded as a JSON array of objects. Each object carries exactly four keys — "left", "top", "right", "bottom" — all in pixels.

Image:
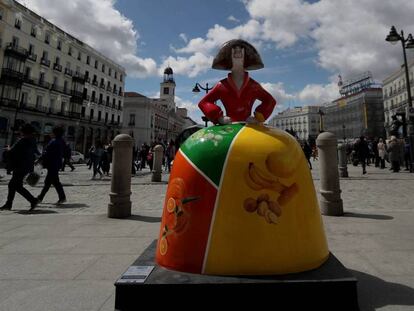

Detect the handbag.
[{"left": 25, "top": 164, "right": 42, "bottom": 187}]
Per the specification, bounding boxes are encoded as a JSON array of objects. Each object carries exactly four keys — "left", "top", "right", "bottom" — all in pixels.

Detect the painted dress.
[{"left": 156, "top": 123, "right": 329, "bottom": 275}]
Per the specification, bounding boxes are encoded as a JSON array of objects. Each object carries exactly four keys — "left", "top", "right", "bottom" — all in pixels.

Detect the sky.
[{"left": 22, "top": 0, "right": 414, "bottom": 124}]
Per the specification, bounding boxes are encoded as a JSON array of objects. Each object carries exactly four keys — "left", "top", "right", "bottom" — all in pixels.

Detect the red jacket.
[{"left": 198, "top": 72, "right": 276, "bottom": 124}]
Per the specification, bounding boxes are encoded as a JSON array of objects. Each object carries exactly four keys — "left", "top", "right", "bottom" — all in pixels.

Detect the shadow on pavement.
[
  {"left": 343, "top": 212, "right": 393, "bottom": 220},
  {"left": 15, "top": 209, "right": 58, "bottom": 215},
  {"left": 38, "top": 203, "right": 89, "bottom": 209},
  {"left": 351, "top": 270, "right": 414, "bottom": 311},
  {"left": 127, "top": 214, "right": 161, "bottom": 223}
]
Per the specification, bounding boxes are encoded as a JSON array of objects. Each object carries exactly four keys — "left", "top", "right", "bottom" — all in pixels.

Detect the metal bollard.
[
  {"left": 316, "top": 132, "right": 344, "bottom": 216},
  {"left": 151, "top": 144, "right": 164, "bottom": 182},
  {"left": 337, "top": 143, "right": 349, "bottom": 177},
  {"left": 108, "top": 134, "right": 133, "bottom": 218}
]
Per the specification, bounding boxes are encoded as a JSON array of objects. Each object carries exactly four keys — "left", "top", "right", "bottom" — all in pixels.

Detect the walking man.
[
  {"left": 37, "top": 126, "right": 67, "bottom": 206},
  {"left": 61, "top": 142, "right": 75, "bottom": 172},
  {"left": 354, "top": 136, "right": 370, "bottom": 174},
  {"left": 0, "top": 124, "right": 39, "bottom": 210}
]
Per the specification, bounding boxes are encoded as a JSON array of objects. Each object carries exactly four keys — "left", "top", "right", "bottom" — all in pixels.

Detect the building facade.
[
  {"left": 382, "top": 59, "right": 414, "bottom": 136},
  {"left": 268, "top": 105, "right": 322, "bottom": 141},
  {"left": 0, "top": 0, "right": 125, "bottom": 152},
  {"left": 123, "top": 67, "right": 190, "bottom": 148}
]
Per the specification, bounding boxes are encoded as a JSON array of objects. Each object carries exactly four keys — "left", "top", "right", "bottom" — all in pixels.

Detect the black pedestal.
[{"left": 115, "top": 240, "right": 359, "bottom": 310}]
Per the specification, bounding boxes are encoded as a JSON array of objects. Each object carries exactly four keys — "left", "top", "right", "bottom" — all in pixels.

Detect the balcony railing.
[
  {"left": 84, "top": 95, "right": 90, "bottom": 101},
  {"left": 64, "top": 68, "right": 73, "bottom": 76},
  {"left": 100, "top": 83, "right": 106, "bottom": 89},
  {"left": 106, "top": 85, "right": 112, "bottom": 92},
  {"left": 40, "top": 58, "right": 50, "bottom": 67},
  {"left": 92, "top": 80, "right": 98, "bottom": 86},
  {"left": 0, "top": 97, "right": 18, "bottom": 108},
  {"left": 27, "top": 53, "right": 37, "bottom": 62},
  {"left": 72, "top": 72, "right": 85, "bottom": 82},
  {"left": 53, "top": 63, "right": 62, "bottom": 72},
  {"left": 85, "top": 77, "right": 91, "bottom": 83},
  {"left": 1, "top": 68, "right": 24, "bottom": 80},
  {"left": 71, "top": 90, "right": 83, "bottom": 98},
  {"left": 51, "top": 83, "right": 64, "bottom": 93},
  {"left": 5, "top": 43, "right": 28, "bottom": 58}
]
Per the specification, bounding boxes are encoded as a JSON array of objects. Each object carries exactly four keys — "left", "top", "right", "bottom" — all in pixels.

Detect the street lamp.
[
  {"left": 386, "top": 25, "right": 414, "bottom": 171},
  {"left": 342, "top": 124, "right": 346, "bottom": 141},
  {"left": 192, "top": 82, "right": 214, "bottom": 127},
  {"left": 318, "top": 109, "right": 325, "bottom": 133}
]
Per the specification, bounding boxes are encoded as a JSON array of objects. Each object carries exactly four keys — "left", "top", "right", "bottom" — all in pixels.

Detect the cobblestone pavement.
[{"left": 0, "top": 161, "right": 413, "bottom": 310}]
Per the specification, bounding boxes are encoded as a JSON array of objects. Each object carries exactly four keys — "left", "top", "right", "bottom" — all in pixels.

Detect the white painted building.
[
  {"left": 268, "top": 106, "right": 322, "bottom": 141},
  {"left": 123, "top": 67, "right": 192, "bottom": 148},
  {"left": 0, "top": 0, "right": 125, "bottom": 152},
  {"left": 382, "top": 58, "right": 414, "bottom": 131}
]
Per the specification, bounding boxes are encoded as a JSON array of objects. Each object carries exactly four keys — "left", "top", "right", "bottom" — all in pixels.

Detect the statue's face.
[{"left": 231, "top": 46, "right": 244, "bottom": 70}]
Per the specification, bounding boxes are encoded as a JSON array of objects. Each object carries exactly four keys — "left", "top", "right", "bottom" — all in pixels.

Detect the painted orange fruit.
[
  {"left": 167, "top": 197, "right": 176, "bottom": 213},
  {"left": 160, "top": 237, "right": 168, "bottom": 255}
]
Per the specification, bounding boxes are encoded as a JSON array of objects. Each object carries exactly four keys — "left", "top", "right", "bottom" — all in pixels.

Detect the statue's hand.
[
  {"left": 218, "top": 116, "right": 232, "bottom": 125},
  {"left": 246, "top": 116, "right": 259, "bottom": 124}
]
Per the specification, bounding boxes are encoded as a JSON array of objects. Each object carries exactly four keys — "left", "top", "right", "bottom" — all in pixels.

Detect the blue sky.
[{"left": 25, "top": 0, "right": 414, "bottom": 123}]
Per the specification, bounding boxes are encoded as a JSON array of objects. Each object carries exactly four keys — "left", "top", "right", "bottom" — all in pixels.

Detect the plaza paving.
[{"left": 0, "top": 161, "right": 413, "bottom": 310}]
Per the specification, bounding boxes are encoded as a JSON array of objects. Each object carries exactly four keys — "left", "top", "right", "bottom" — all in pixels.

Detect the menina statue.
[{"left": 156, "top": 39, "right": 329, "bottom": 275}]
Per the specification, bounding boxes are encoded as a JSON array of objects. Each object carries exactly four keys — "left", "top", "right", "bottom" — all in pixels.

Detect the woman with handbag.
[{"left": 0, "top": 124, "right": 40, "bottom": 211}]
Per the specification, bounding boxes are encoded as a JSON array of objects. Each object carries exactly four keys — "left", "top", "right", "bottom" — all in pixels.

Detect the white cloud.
[
  {"left": 227, "top": 15, "right": 240, "bottom": 23},
  {"left": 179, "top": 33, "right": 188, "bottom": 43},
  {"left": 25, "top": 0, "right": 157, "bottom": 78},
  {"left": 159, "top": 53, "right": 214, "bottom": 78},
  {"left": 297, "top": 82, "right": 339, "bottom": 105}
]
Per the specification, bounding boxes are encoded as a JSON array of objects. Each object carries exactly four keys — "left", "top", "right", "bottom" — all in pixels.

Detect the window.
[
  {"left": 129, "top": 114, "right": 135, "bottom": 126},
  {"left": 64, "top": 80, "right": 68, "bottom": 92},
  {"left": 94, "top": 60, "right": 98, "bottom": 69},
  {"left": 91, "top": 90, "right": 96, "bottom": 101},
  {"left": 77, "top": 52, "right": 81, "bottom": 61},
  {"left": 57, "top": 40, "right": 62, "bottom": 50},
  {"left": 31, "top": 25, "right": 36, "bottom": 37},
  {"left": 117, "top": 115, "right": 120, "bottom": 124},
  {"left": 15, "top": 19, "right": 21, "bottom": 29},
  {"left": 39, "top": 72, "right": 45, "bottom": 83},
  {"left": 163, "top": 87, "right": 169, "bottom": 95},
  {"left": 24, "top": 67, "right": 31, "bottom": 78},
  {"left": 98, "top": 111, "right": 102, "bottom": 121},
  {"left": 111, "top": 114, "right": 114, "bottom": 123},
  {"left": 81, "top": 107, "right": 86, "bottom": 117},
  {"left": 114, "top": 71, "right": 117, "bottom": 79},
  {"left": 102, "top": 64, "right": 105, "bottom": 73},
  {"left": 12, "top": 36, "right": 19, "bottom": 47},
  {"left": 41, "top": 51, "right": 48, "bottom": 60},
  {"left": 108, "top": 68, "right": 112, "bottom": 76},
  {"left": 53, "top": 76, "right": 58, "bottom": 86},
  {"left": 112, "top": 98, "right": 115, "bottom": 107},
  {"left": 21, "top": 92, "right": 28, "bottom": 105},
  {"left": 28, "top": 44, "right": 34, "bottom": 55},
  {"left": 68, "top": 46, "right": 72, "bottom": 56},
  {"left": 55, "top": 56, "right": 60, "bottom": 65},
  {"left": 105, "top": 112, "right": 108, "bottom": 123},
  {"left": 118, "top": 100, "right": 121, "bottom": 109},
  {"left": 86, "top": 55, "right": 90, "bottom": 65},
  {"left": 36, "top": 95, "right": 43, "bottom": 108},
  {"left": 120, "top": 74, "right": 123, "bottom": 82},
  {"left": 45, "top": 32, "right": 50, "bottom": 44},
  {"left": 90, "top": 109, "right": 94, "bottom": 120}
]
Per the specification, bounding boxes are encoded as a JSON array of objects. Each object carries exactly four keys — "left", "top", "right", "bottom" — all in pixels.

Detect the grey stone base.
[{"left": 114, "top": 240, "right": 359, "bottom": 310}]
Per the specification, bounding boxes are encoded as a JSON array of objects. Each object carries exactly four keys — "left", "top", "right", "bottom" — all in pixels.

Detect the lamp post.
[
  {"left": 318, "top": 109, "right": 325, "bottom": 133},
  {"left": 192, "top": 82, "right": 214, "bottom": 127},
  {"left": 386, "top": 25, "right": 414, "bottom": 172}
]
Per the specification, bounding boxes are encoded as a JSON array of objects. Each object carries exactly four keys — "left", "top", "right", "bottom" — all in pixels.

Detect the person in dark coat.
[
  {"left": 302, "top": 141, "right": 312, "bottom": 169},
  {"left": 36, "top": 126, "right": 66, "bottom": 206},
  {"left": 2, "top": 145, "right": 12, "bottom": 175},
  {"left": 61, "top": 143, "right": 75, "bottom": 172},
  {"left": 354, "top": 136, "right": 370, "bottom": 174},
  {"left": 0, "top": 124, "right": 39, "bottom": 210}
]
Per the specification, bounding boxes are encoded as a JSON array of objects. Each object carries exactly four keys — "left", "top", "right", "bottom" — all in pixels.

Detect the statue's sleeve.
[
  {"left": 198, "top": 83, "right": 224, "bottom": 124},
  {"left": 253, "top": 83, "right": 276, "bottom": 122}
]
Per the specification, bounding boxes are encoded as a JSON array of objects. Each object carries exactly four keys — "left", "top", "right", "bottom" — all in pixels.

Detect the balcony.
[
  {"left": 53, "top": 63, "right": 62, "bottom": 72},
  {"left": 71, "top": 90, "right": 83, "bottom": 98},
  {"left": 118, "top": 90, "right": 123, "bottom": 96},
  {"left": 106, "top": 85, "right": 112, "bottom": 92},
  {"left": 99, "top": 83, "right": 106, "bottom": 89},
  {"left": 27, "top": 53, "right": 37, "bottom": 62},
  {"left": 92, "top": 80, "right": 98, "bottom": 86},
  {"left": 50, "top": 83, "right": 64, "bottom": 93},
  {"left": 0, "top": 97, "right": 18, "bottom": 108},
  {"left": 40, "top": 58, "right": 50, "bottom": 67},
  {"left": 98, "top": 99, "right": 103, "bottom": 105},
  {"left": 1, "top": 68, "right": 24, "bottom": 81},
  {"left": 85, "top": 77, "right": 91, "bottom": 84},
  {"left": 84, "top": 94, "right": 90, "bottom": 101},
  {"left": 91, "top": 97, "right": 97, "bottom": 103},
  {"left": 64, "top": 68, "right": 73, "bottom": 76},
  {"left": 38, "top": 79, "right": 50, "bottom": 89},
  {"left": 72, "top": 72, "right": 85, "bottom": 82},
  {"left": 5, "top": 43, "right": 28, "bottom": 59}
]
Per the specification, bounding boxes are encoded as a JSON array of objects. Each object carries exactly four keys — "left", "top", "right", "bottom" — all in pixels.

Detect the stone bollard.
[
  {"left": 151, "top": 144, "right": 164, "bottom": 182},
  {"left": 337, "top": 143, "right": 349, "bottom": 178},
  {"left": 316, "top": 132, "right": 344, "bottom": 216},
  {"left": 108, "top": 134, "right": 134, "bottom": 218}
]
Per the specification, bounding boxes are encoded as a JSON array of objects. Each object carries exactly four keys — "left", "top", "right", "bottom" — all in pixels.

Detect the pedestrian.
[
  {"left": 403, "top": 138, "right": 411, "bottom": 171},
  {"left": 302, "top": 141, "right": 312, "bottom": 170},
  {"left": 101, "top": 145, "right": 110, "bottom": 176},
  {"left": 91, "top": 141, "right": 104, "bottom": 179},
  {"left": 165, "top": 139, "right": 176, "bottom": 172},
  {"left": 0, "top": 124, "right": 40, "bottom": 210},
  {"left": 61, "top": 143, "right": 75, "bottom": 172},
  {"left": 377, "top": 138, "right": 386, "bottom": 169},
  {"left": 387, "top": 136, "right": 401, "bottom": 173},
  {"left": 311, "top": 145, "right": 318, "bottom": 161},
  {"left": 36, "top": 126, "right": 67, "bottom": 206},
  {"left": 354, "top": 136, "right": 370, "bottom": 174},
  {"left": 87, "top": 145, "right": 95, "bottom": 169},
  {"left": 2, "top": 144, "right": 12, "bottom": 175}
]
